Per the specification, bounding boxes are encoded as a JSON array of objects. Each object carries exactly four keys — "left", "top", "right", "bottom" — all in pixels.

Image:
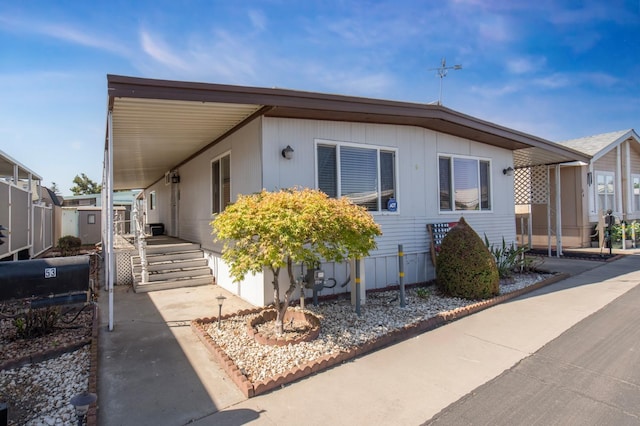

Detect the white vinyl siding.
[
  {"left": 439, "top": 155, "right": 491, "bottom": 212},
  {"left": 316, "top": 141, "right": 397, "bottom": 212}
]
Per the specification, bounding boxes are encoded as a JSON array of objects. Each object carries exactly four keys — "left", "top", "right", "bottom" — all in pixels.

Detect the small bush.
[
  {"left": 415, "top": 287, "right": 431, "bottom": 299},
  {"left": 436, "top": 217, "right": 499, "bottom": 300},
  {"left": 58, "top": 235, "right": 82, "bottom": 256},
  {"left": 13, "top": 306, "right": 60, "bottom": 338}
]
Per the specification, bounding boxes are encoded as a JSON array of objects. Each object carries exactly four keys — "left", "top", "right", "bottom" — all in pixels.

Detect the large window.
[
  {"left": 596, "top": 172, "right": 614, "bottom": 213},
  {"left": 212, "top": 154, "right": 231, "bottom": 214},
  {"left": 317, "top": 142, "right": 397, "bottom": 212},
  {"left": 439, "top": 155, "right": 491, "bottom": 212}
]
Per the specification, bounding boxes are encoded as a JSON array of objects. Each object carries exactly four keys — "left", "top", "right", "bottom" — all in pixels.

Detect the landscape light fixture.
[
  {"left": 429, "top": 57, "right": 463, "bottom": 105},
  {"left": 503, "top": 167, "right": 514, "bottom": 176},
  {"left": 216, "top": 294, "right": 227, "bottom": 329},
  {"left": 70, "top": 391, "right": 97, "bottom": 426},
  {"left": 281, "top": 145, "right": 294, "bottom": 160}
]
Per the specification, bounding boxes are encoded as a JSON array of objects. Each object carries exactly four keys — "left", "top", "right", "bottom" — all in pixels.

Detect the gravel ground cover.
[
  {"left": 204, "top": 274, "right": 550, "bottom": 385},
  {"left": 0, "top": 303, "right": 94, "bottom": 426}
]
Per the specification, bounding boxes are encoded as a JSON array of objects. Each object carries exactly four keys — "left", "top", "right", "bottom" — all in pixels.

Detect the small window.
[
  {"left": 316, "top": 141, "right": 397, "bottom": 212},
  {"left": 149, "top": 191, "right": 156, "bottom": 211},
  {"left": 87, "top": 213, "right": 96, "bottom": 224},
  {"left": 438, "top": 155, "right": 492, "bottom": 212},
  {"left": 212, "top": 154, "right": 231, "bottom": 214}
]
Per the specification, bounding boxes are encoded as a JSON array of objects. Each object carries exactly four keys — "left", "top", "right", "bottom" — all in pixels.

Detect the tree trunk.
[{"left": 272, "top": 258, "right": 299, "bottom": 336}]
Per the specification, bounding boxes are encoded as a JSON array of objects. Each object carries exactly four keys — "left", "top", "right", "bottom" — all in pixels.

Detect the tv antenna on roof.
[{"left": 429, "top": 57, "right": 462, "bottom": 106}]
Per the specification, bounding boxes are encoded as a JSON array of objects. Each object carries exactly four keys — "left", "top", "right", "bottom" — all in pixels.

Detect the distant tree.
[
  {"left": 212, "top": 188, "right": 382, "bottom": 335},
  {"left": 50, "top": 182, "right": 60, "bottom": 195},
  {"left": 70, "top": 173, "right": 102, "bottom": 195}
]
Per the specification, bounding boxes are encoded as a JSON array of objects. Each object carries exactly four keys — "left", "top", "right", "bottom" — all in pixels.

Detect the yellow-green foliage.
[
  {"left": 211, "top": 187, "right": 382, "bottom": 334},
  {"left": 436, "top": 217, "right": 499, "bottom": 299}
]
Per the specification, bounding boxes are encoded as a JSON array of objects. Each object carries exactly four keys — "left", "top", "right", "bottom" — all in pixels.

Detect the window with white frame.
[
  {"left": 211, "top": 154, "right": 231, "bottom": 214},
  {"left": 632, "top": 174, "right": 640, "bottom": 212},
  {"left": 149, "top": 191, "right": 156, "bottom": 211},
  {"left": 438, "top": 155, "right": 491, "bottom": 212},
  {"left": 316, "top": 141, "right": 397, "bottom": 212},
  {"left": 595, "top": 171, "right": 615, "bottom": 213}
]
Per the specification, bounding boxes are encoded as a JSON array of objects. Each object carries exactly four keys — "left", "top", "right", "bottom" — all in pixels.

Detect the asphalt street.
[{"left": 425, "top": 279, "right": 640, "bottom": 425}]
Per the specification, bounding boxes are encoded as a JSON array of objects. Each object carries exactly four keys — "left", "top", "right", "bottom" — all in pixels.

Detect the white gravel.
[
  {"left": 207, "top": 273, "right": 550, "bottom": 383},
  {"left": 0, "top": 347, "right": 89, "bottom": 426},
  {"left": 0, "top": 273, "right": 548, "bottom": 423}
]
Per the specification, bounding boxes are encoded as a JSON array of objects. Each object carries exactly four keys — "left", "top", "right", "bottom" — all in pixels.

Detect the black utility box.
[
  {"left": 148, "top": 223, "right": 165, "bottom": 236},
  {"left": 0, "top": 256, "right": 90, "bottom": 302}
]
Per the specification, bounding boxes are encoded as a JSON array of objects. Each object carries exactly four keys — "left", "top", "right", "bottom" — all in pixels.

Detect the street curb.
[{"left": 192, "top": 272, "right": 570, "bottom": 398}]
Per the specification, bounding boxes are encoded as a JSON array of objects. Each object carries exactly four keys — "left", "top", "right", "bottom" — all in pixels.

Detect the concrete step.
[
  {"left": 132, "top": 250, "right": 204, "bottom": 264},
  {"left": 132, "top": 258, "right": 208, "bottom": 273},
  {"left": 133, "top": 265, "right": 212, "bottom": 282},
  {"left": 133, "top": 275, "right": 213, "bottom": 293},
  {"left": 144, "top": 242, "right": 201, "bottom": 254}
]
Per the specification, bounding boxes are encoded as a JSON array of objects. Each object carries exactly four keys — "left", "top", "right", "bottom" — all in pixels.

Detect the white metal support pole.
[
  {"left": 626, "top": 141, "right": 632, "bottom": 215},
  {"left": 616, "top": 145, "right": 623, "bottom": 216},
  {"left": 555, "top": 165, "right": 562, "bottom": 257},
  {"left": 107, "top": 111, "right": 115, "bottom": 331},
  {"left": 28, "top": 173, "right": 33, "bottom": 258},
  {"left": 547, "top": 166, "right": 552, "bottom": 257}
]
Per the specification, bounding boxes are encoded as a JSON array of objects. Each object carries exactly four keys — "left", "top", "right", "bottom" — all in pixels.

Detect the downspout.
[
  {"left": 555, "top": 165, "right": 562, "bottom": 257},
  {"left": 107, "top": 111, "right": 115, "bottom": 332}
]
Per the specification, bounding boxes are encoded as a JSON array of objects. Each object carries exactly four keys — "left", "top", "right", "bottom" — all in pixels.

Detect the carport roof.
[{"left": 106, "top": 74, "right": 590, "bottom": 190}]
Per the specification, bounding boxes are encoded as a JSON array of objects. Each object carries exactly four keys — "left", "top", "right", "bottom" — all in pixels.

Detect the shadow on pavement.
[{"left": 97, "top": 285, "right": 260, "bottom": 425}]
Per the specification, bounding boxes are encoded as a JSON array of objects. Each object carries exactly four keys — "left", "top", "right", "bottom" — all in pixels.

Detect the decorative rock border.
[
  {"left": 247, "top": 309, "right": 321, "bottom": 346},
  {"left": 192, "top": 272, "right": 569, "bottom": 399}
]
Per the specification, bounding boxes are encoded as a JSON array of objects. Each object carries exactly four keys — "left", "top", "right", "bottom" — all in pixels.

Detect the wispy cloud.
[
  {"left": 248, "top": 9, "right": 267, "bottom": 32},
  {"left": 506, "top": 56, "right": 547, "bottom": 74},
  {"left": 140, "top": 30, "right": 189, "bottom": 71},
  {"left": 0, "top": 14, "right": 128, "bottom": 56}
]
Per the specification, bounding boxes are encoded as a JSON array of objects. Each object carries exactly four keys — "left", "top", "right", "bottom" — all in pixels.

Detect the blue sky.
[{"left": 1, "top": 1, "right": 638, "bottom": 195}]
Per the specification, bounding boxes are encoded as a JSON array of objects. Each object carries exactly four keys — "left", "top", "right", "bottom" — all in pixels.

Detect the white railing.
[{"left": 133, "top": 202, "right": 149, "bottom": 284}]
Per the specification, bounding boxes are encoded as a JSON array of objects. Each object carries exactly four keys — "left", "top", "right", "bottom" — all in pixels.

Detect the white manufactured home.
[{"left": 102, "top": 75, "right": 588, "bottom": 309}]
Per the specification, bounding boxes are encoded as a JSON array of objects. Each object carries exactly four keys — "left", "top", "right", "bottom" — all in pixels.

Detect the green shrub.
[
  {"left": 436, "top": 217, "right": 499, "bottom": 299},
  {"left": 58, "top": 235, "right": 82, "bottom": 256},
  {"left": 13, "top": 306, "right": 60, "bottom": 338},
  {"left": 484, "top": 235, "right": 529, "bottom": 278}
]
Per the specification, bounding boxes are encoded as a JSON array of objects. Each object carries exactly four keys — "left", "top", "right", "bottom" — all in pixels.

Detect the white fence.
[{"left": 0, "top": 180, "right": 53, "bottom": 260}]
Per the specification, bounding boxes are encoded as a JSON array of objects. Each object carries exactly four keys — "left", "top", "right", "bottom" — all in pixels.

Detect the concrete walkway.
[{"left": 98, "top": 255, "right": 640, "bottom": 425}]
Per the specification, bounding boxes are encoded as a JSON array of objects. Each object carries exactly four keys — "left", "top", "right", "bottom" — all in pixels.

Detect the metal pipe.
[
  {"left": 355, "top": 258, "right": 361, "bottom": 316},
  {"left": 398, "top": 244, "right": 406, "bottom": 308}
]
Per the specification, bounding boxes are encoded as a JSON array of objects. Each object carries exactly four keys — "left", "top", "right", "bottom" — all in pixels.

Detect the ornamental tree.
[{"left": 211, "top": 188, "right": 382, "bottom": 335}]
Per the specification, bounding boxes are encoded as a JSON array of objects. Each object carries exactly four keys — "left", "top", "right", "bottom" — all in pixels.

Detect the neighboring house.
[
  {"left": 546, "top": 129, "right": 640, "bottom": 248},
  {"left": 103, "top": 75, "right": 589, "bottom": 306},
  {"left": 61, "top": 190, "right": 140, "bottom": 244},
  {"left": 0, "top": 149, "right": 53, "bottom": 260}
]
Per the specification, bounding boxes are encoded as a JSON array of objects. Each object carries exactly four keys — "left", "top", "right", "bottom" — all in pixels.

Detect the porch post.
[
  {"left": 626, "top": 141, "right": 632, "bottom": 215},
  {"left": 616, "top": 145, "right": 623, "bottom": 215},
  {"left": 107, "top": 111, "right": 115, "bottom": 331},
  {"left": 547, "top": 166, "right": 552, "bottom": 257},
  {"left": 555, "top": 165, "right": 562, "bottom": 257}
]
